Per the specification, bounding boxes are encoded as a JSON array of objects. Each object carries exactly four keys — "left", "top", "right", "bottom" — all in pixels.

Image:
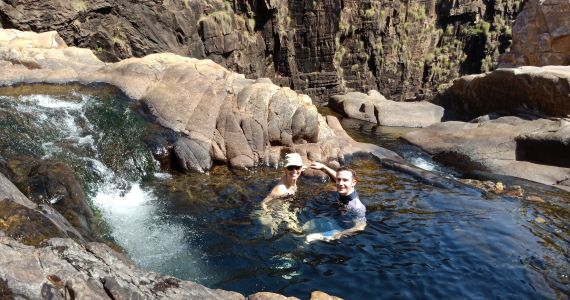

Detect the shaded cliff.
[{"left": 0, "top": 0, "right": 523, "bottom": 104}]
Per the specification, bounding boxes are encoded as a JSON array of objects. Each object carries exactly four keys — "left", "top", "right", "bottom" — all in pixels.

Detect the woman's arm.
[{"left": 261, "top": 183, "right": 287, "bottom": 210}]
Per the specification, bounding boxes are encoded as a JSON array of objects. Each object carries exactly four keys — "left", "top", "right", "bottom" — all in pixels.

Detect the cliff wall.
[{"left": 0, "top": 0, "right": 523, "bottom": 103}]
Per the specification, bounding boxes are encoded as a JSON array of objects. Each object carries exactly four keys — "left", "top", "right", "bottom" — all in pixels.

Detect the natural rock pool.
[{"left": 0, "top": 84, "right": 568, "bottom": 299}]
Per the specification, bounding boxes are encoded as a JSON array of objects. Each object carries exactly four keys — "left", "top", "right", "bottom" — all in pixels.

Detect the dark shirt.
[{"left": 337, "top": 190, "right": 366, "bottom": 224}]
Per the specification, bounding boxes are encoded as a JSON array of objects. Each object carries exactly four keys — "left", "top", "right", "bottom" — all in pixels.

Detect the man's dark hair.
[{"left": 337, "top": 166, "right": 357, "bottom": 181}]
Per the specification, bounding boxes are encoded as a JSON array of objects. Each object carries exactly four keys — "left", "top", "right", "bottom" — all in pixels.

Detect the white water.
[{"left": 6, "top": 92, "right": 205, "bottom": 277}]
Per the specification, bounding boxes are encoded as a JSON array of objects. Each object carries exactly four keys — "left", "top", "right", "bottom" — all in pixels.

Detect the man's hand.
[{"left": 310, "top": 161, "right": 337, "bottom": 179}]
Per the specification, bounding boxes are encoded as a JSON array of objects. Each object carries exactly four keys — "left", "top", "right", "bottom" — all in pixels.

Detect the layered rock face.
[
  {"left": 0, "top": 0, "right": 522, "bottom": 103},
  {"left": 500, "top": 0, "right": 570, "bottom": 66}
]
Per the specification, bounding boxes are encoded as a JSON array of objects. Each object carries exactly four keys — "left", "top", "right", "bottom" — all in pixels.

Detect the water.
[{"left": 0, "top": 85, "right": 568, "bottom": 299}]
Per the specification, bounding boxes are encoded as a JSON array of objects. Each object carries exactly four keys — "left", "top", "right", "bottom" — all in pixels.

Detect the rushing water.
[{"left": 0, "top": 84, "right": 568, "bottom": 299}]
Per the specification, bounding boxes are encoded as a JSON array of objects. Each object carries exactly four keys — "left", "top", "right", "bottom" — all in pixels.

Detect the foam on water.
[
  {"left": 20, "top": 94, "right": 85, "bottom": 110},
  {"left": 410, "top": 156, "right": 436, "bottom": 171},
  {"left": 92, "top": 182, "right": 195, "bottom": 272}
]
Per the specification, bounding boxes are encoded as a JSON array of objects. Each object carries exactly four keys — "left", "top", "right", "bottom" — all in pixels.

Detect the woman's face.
[{"left": 285, "top": 165, "right": 302, "bottom": 180}]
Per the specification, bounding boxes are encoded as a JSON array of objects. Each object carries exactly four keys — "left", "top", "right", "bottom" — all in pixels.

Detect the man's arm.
[
  {"left": 310, "top": 162, "right": 337, "bottom": 180},
  {"left": 329, "top": 221, "right": 366, "bottom": 240}
]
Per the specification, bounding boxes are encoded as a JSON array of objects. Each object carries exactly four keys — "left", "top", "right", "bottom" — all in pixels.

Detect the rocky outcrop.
[
  {"left": 401, "top": 115, "right": 570, "bottom": 191},
  {"left": 0, "top": 0, "right": 523, "bottom": 103},
  {"left": 0, "top": 29, "right": 368, "bottom": 173},
  {"left": 500, "top": 0, "right": 570, "bottom": 67},
  {"left": 330, "top": 90, "right": 444, "bottom": 127},
  {"left": 435, "top": 66, "right": 570, "bottom": 120}
]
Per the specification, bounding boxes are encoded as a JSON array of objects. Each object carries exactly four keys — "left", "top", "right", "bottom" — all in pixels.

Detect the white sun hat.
[{"left": 284, "top": 153, "right": 303, "bottom": 167}]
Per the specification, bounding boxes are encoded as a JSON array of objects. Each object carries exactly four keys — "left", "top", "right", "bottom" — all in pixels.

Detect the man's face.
[{"left": 336, "top": 170, "right": 356, "bottom": 196}]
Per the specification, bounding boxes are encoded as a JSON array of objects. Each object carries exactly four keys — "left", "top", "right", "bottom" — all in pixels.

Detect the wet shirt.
[{"left": 337, "top": 191, "right": 366, "bottom": 224}]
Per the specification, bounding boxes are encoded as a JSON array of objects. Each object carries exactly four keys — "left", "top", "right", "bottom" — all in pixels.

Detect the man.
[{"left": 308, "top": 162, "right": 366, "bottom": 241}]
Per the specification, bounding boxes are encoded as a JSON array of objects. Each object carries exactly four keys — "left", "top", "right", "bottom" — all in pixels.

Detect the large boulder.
[
  {"left": 401, "top": 115, "right": 570, "bottom": 191},
  {"left": 330, "top": 90, "right": 444, "bottom": 127},
  {"left": 500, "top": 0, "right": 570, "bottom": 67},
  {"left": 435, "top": 66, "right": 570, "bottom": 120},
  {"left": 0, "top": 29, "right": 389, "bottom": 173}
]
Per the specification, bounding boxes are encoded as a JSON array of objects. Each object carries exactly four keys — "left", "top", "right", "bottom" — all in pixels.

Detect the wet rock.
[
  {"left": 0, "top": 172, "right": 84, "bottom": 246},
  {"left": 525, "top": 195, "right": 545, "bottom": 203},
  {"left": 4, "top": 157, "right": 94, "bottom": 237},
  {"left": 330, "top": 90, "right": 444, "bottom": 127},
  {"left": 403, "top": 116, "right": 570, "bottom": 191},
  {"left": 459, "top": 179, "right": 525, "bottom": 197}
]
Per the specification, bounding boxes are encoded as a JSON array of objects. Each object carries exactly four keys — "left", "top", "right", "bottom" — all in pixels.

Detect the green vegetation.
[
  {"left": 407, "top": 3, "right": 427, "bottom": 22},
  {"left": 461, "top": 20, "right": 490, "bottom": 38}
]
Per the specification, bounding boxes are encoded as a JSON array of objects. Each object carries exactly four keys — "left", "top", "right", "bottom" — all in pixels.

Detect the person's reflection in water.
[
  {"left": 255, "top": 153, "right": 305, "bottom": 238},
  {"left": 305, "top": 163, "right": 366, "bottom": 242}
]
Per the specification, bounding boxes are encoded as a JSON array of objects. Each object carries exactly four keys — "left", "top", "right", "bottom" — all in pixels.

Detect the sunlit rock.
[
  {"left": 330, "top": 90, "right": 444, "bottom": 127},
  {"left": 403, "top": 116, "right": 570, "bottom": 191},
  {"left": 500, "top": 0, "right": 570, "bottom": 67},
  {"left": 0, "top": 29, "right": 401, "bottom": 173}
]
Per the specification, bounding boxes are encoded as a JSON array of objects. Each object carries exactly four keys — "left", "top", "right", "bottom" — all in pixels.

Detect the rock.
[
  {"left": 0, "top": 172, "right": 85, "bottom": 246},
  {"left": 435, "top": 66, "right": 570, "bottom": 120},
  {"left": 3, "top": 157, "right": 94, "bottom": 238},
  {"left": 0, "top": 237, "right": 245, "bottom": 299},
  {"left": 330, "top": 91, "right": 444, "bottom": 127},
  {"left": 247, "top": 292, "right": 300, "bottom": 300},
  {"left": 504, "top": 185, "right": 524, "bottom": 198},
  {"left": 525, "top": 195, "right": 545, "bottom": 203},
  {"left": 402, "top": 116, "right": 570, "bottom": 191},
  {"left": 500, "top": 0, "right": 570, "bottom": 67},
  {"left": 0, "top": 0, "right": 522, "bottom": 102},
  {"left": 515, "top": 121, "right": 570, "bottom": 168},
  {"left": 310, "top": 291, "right": 343, "bottom": 300},
  {"left": 0, "top": 29, "right": 417, "bottom": 175}
]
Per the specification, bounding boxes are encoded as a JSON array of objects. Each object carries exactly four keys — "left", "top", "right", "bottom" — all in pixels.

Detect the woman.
[
  {"left": 261, "top": 152, "right": 305, "bottom": 209},
  {"left": 258, "top": 153, "right": 306, "bottom": 236}
]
